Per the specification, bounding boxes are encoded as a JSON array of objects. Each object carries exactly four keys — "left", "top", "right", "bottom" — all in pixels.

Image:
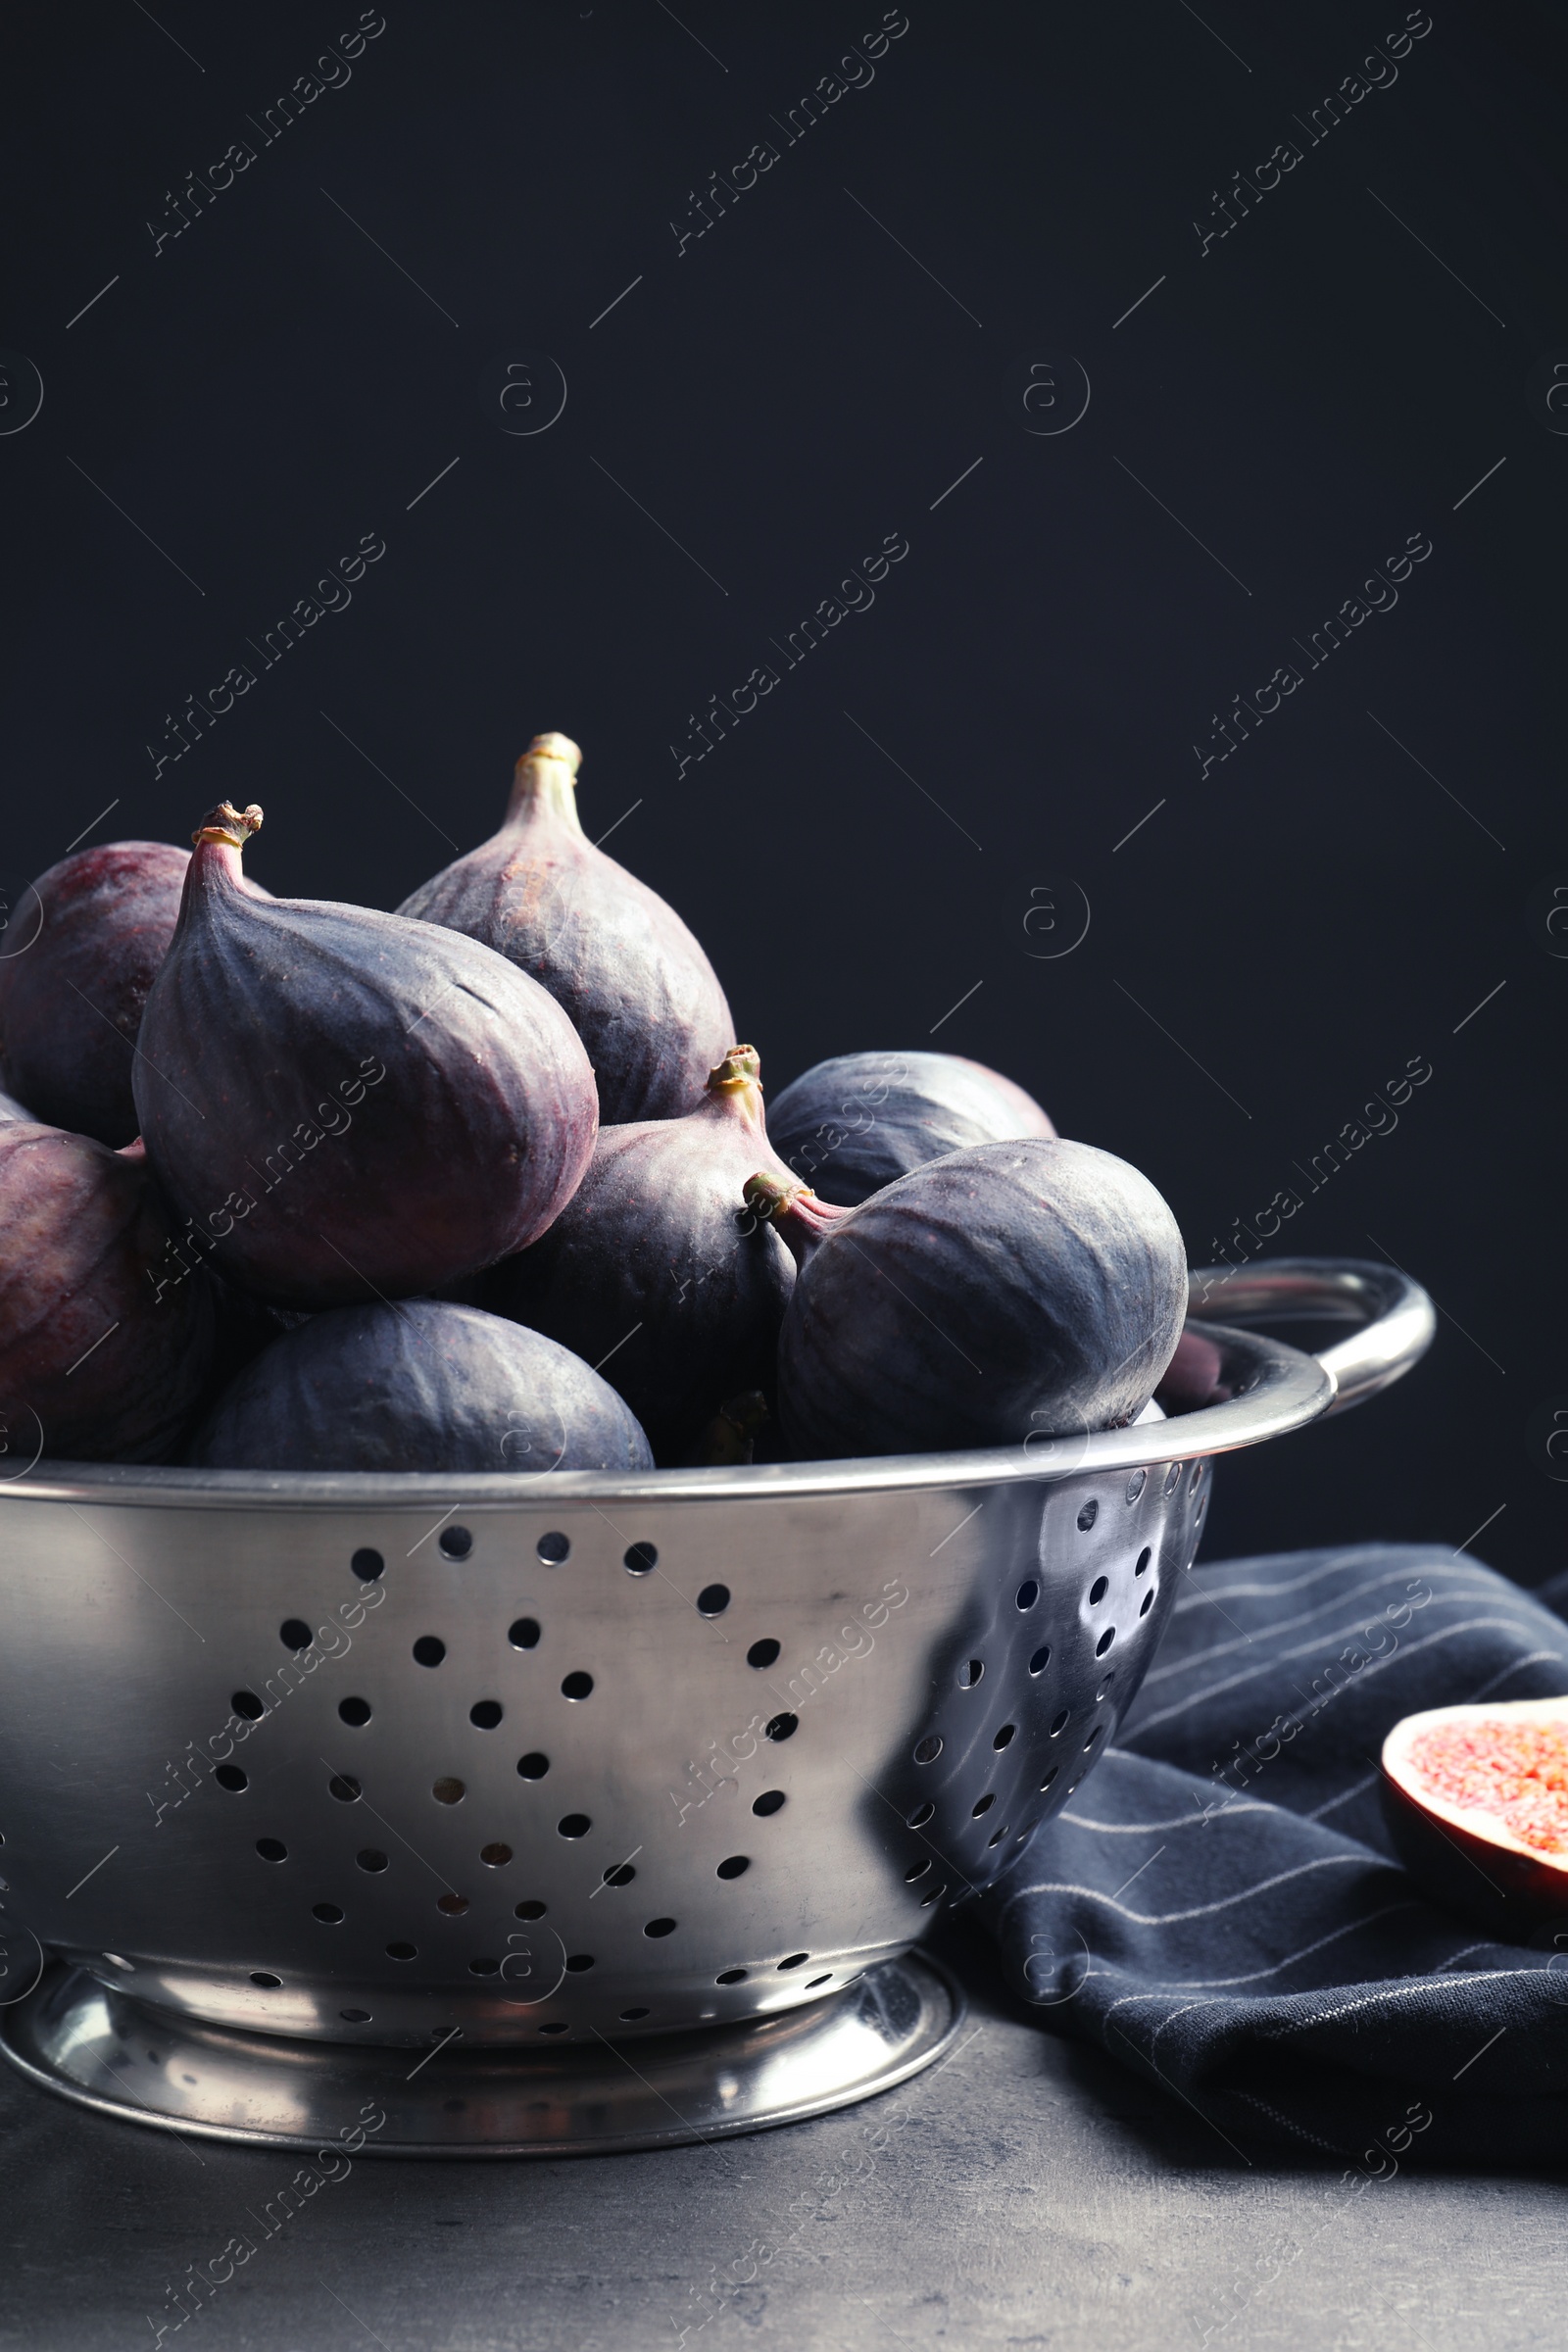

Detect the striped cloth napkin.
[{"left": 980, "top": 1544, "right": 1568, "bottom": 2164}]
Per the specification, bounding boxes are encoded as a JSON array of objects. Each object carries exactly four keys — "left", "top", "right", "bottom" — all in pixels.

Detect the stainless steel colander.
[{"left": 0, "top": 1257, "right": 1432, "bottom": 2152}]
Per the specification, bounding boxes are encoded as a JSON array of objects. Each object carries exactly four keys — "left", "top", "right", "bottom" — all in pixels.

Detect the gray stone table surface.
[{"left": 2, "top": 1921, "right": 1560, "bottom": 2351}]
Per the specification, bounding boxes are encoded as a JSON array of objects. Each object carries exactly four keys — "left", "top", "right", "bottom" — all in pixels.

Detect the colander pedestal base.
[{"left": 0, "top": 1954, "right": 963, "bottom": 2156}]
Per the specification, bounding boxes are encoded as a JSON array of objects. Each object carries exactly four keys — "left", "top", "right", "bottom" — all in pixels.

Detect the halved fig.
[{"left": 1382, "top": 1699, "right": 1568, "bottom": 1936}]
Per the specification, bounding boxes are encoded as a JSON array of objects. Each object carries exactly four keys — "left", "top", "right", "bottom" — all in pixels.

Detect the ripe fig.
[
  {"left": 486, "top": 1047, "right": 796, "bottom": 1464},
  {"left": 1153, "top": 1328, "right": 1229, "bottom": 1413},
  {"left": 190, "top": 1299, "right": 653, "bottom": 1474},
  {"left": 1382, "top": 1700, "right": 1568, "bottom": 1937},
  {"left": 0, "top": 1120, "right": 216, "bottom": 1462},
  {"left": 0, "top": 841, "right": 191, "bottom": 1147},
  {"left": 773, "top": 1138, "right": 1187, "bottom": 1460},
  {"left": 767, "top": 1049, "right": 1054, "bottom": 1206},
  {"left": 397, "top": 732, "right": 732, "bottom": 1121},
  {"left": 134, "top": 803, "right": 598, "bottom": 1307}
]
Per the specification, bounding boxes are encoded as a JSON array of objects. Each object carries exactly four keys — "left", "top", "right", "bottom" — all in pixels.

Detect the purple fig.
[
  {"left": 0, "top": 841, "right": 192, "bottom": 1147},
  {"left": 0, "top": 1121, "right": 216, "bottom": 1462},
  {"left": 133, "top": 803, "right": 598, "bottom": 1307},
  {"left": 1153, "top": 1328, "right": 1229, "bottom": 1413},
  {"left": 398, "top": 732, "right": 732, "bottom": 1121},
  {"left": 486, "top": 1046, "right": 796, "bottom": 1463},
  {"left": 190, "top": 1299, "right": 653, "bottom": 1474},
  {"left": 766, "top": 1049, "right": 1055, "bottom": 1206},
  {"left": 773, "top": 1138, "right": 1187, "bottom": 1460}
]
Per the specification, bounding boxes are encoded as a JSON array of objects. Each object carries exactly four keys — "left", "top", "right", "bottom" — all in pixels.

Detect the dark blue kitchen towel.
[{"left": 980, "top": 1544, "right": 1568, "bottom": 2164}]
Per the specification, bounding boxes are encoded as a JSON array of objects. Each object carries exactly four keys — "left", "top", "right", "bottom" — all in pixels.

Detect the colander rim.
[{"left": 1, "top": 1319, "right": 1320, "bottom": 1510}]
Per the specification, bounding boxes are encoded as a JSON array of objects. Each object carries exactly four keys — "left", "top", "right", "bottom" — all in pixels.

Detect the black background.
[{"left": 1, "top": 0, "right": 1562, "bottom": 1580}]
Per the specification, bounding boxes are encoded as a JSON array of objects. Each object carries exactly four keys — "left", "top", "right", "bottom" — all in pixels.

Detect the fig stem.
[
  {"left": 506, "top": 733, "right": 585, "bottom": 840},
  {"left": 192, "top": 803, "right": 263, "bottom": 851},
  {"left": 707, "top": 1046, "right": 761, "bottom": 1093},
  {"left": 742, "top": 1170, "right": 849, "bottom": 1266}
]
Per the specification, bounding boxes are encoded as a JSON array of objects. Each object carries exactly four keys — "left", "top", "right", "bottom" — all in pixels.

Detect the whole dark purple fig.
[
  {"left": 0, "top": 840, "right": 191, "bottom": 1147},
  {"left": 0, "top": 1121, "right": 217, "bottom": 1462},
  {"left": 487, "top": 1046, "right": 796, "bottom": 1463},
  {"left": 767, "top": 1050, "right": 1055, "bottom": 1206},
  {"left": 773, "top": 1138, "right": 1187, "bottom": 1460},
  {"left": 133, "top": 803, "right": 598, "bottom": 1308},
  {"left": 398, "top": 732, "right": 732, "bottom": 1121},
  {"left": 190, "top": 1299, "right": 653, "bottom": 1474},
  {"left": 1153, "top": 1328, "right": 1228, "bottom": 1413}
]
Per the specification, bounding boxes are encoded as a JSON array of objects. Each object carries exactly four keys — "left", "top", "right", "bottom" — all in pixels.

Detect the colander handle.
[{"left": 1186, "top": 1256, "right": 1436, "bottom": 1417}]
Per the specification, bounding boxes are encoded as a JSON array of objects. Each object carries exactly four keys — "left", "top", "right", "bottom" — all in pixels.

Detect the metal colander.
[{"left": 0, "top": 1258, "right": 1431, "bottom": 2152}]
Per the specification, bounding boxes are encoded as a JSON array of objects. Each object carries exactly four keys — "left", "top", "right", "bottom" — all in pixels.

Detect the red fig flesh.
[
  {"left": 487, "top": 1046, "right": 796, "bottom": 1462},
  {"left": 133, "top": 803, "right": 598, "bottom": 1307},
  {"left": 0, "top": 840, "right": 191, "bottom": 1147},
  {"left": 0, "top": 1121, "right": 216, "bottom": 1461},
  {"left": 398, "top": 733, "right": 732, "bottom": 1121},
  {"left": 1382, "top": 1699, "right": 1568, "bottom": 1935}
]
